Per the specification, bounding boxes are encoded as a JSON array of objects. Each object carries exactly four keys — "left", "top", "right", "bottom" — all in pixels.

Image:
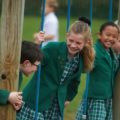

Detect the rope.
[
  {"left": 90, "top": 0, "right": 93, "bottom": 28},
  {"left": 82, "top": 0, "right": 93, "bottom": 119},
  {"left": 109, "top": 0, "right": 113, "bottom": 21},
  {"left": 34, "top": 0, "right": 46, "bottom": 120},
  {"left": 82, "top": 74, "right": 90, "bottom": 120},
  {"left": 66, "top": 0, "right": 71, "bottom": 32},
  {"left": 40, "top": 0, "right": 46, "bottom": 31}
]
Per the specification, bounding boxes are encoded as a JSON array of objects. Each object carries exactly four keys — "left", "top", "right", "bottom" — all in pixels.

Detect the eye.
[
  {"left": 76, "top": 42, "right": 81, "bottom": 45},
  {"left": 69, "top": 39, "right": 74, "bottom": 43},
  {"left": 113, "top": 36, "right": 117, "bottom": 39},
  {"left": 105, "top": 33, "right": 111, "bottom": 37}
]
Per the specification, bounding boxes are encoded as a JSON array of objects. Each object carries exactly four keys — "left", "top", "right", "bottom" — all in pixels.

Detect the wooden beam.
[
  {"left": 113, "top": 0, "right": 120, "bottom": 120},
  {"left": 113, "top": 70, "right": 120, "bottom": 120},
  {"left": 0, "top": 0, "right": 25, "bottom": 120}
]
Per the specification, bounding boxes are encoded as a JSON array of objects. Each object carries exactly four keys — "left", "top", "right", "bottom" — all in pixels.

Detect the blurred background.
[
  {"left": 0, "top": 0, "right": 119, "bottom": 119},
  {"left": 0, "top": 0, "right": 119, "bottom": 41}
]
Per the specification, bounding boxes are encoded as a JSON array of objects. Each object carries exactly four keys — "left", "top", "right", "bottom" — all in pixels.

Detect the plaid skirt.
[
  {"left": 17, "top": 98, "right": 62, "bottom": 120},
  {"left": 75, "top": 99, "right": 112, "bottom": 120}
]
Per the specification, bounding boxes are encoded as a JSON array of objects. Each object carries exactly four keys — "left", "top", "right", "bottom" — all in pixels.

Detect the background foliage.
[{"left": 0, "top": 0, "right": 119, "bottom": 19}]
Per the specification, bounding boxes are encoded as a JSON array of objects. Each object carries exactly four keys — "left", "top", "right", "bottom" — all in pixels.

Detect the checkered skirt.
[
  {"left": 75, "top": 99, "right": 112, "bottom": 120},
  {"left": 17, "top": 98, "right": 62, "bottom": 120}
]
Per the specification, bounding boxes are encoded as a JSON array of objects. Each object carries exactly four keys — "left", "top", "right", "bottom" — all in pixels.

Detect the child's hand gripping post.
[{"left": 8, "top": 92, "right": 23, "bottom": 110}]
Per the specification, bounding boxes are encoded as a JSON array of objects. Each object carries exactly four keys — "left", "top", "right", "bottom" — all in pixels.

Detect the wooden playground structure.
[{"left": 0, "top": 0, "right": 25, "bottom": 120}]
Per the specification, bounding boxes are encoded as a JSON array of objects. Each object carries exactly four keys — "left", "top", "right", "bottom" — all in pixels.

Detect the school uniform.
[
  {"left": 0, "top": 90, "right": 10, "bottom": 104},
  {"left": 17, "top": 42, "right": 83, "bottom": 120},
  {"left": 76, "top": 40, "right": 116, "bottom": 120}
]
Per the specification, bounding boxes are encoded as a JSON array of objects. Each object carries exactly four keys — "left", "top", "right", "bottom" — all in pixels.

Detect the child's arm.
[
  {"left": 0, "top": 90, "right": 22, "bottom": 110},
  {"left": 8, "top": 91, "right": 22, "bottom": 110},
  {"left": 0, "top": 89, "right": 10, "bottom": 104}
]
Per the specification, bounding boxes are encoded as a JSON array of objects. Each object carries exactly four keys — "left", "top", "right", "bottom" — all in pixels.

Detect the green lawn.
[
  {"left": 22, "top": 16, "right": 107, "bottom": 120},
  {"left": 22, "top": 16, "right": 107, "bottom": 41}
]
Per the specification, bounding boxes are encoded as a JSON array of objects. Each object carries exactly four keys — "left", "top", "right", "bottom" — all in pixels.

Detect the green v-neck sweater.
[{"left": 88, "top": 40, "right": 116, "bottom": 99}]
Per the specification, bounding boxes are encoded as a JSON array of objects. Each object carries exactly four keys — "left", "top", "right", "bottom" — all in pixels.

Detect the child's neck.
[{"left": 68, "top": 53, "right": 77, "bottom": 60}]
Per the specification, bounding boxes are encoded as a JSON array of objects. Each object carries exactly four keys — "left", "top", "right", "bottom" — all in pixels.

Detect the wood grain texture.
[
  {"left": 113, "top": 1, "right": 120, "bottom": 119},
  {"left": 113, "top": 70, "right": 120, "bottom": 120},
  {"left": 0, "top": 0, "right": 25, "bottom": 120}
]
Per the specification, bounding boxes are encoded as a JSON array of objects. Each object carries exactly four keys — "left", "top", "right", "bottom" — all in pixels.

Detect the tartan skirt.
[
  {"left": 75, "top": 99, "right": 112, "bottom": 120},
  {"left": 17, "top": 98, "right": 62, "bottom": 120}
]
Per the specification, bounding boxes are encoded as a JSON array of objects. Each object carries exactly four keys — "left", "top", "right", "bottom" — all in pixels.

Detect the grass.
[
  {"left": 22, "top": 16, "right": 107, "bottom": 120},
  {"left": 22, "top": 16, "right": 107, "bottom": 41}
]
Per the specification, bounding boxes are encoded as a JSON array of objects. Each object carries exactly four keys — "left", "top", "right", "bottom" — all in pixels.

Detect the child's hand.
[
  {"left": 8, "top": 92, "right": 22, "bottom": 105},
  {"left": 13, "top": 102, "right": 22, "bottom": 110},
  {"left": 64, "top": 101, "right": 70, "bottom": 107},
  {"left": 34, "top": 31, "right": 45, "bottom": 45},
  {"left": 8, "top": 92, "right": 23, "bottom": 110}
]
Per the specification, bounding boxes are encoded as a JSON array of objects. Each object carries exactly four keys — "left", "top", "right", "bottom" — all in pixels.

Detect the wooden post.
[
  {"left": 0, "top": 0, "right": 25, "bottom": 120},
  {"left": 113, "top": 0, "right": 120, "bottom": 120},
  {"left": 118, "top": 0, "right": 120, "bottom": 26}
]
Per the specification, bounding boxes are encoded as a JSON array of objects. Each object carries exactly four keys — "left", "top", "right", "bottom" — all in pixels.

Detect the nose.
[
  {"left": 109, "top": 36, "right": 115, "bottom": 43},
  {"left": 71, "top": 42, "right": 76, "bottom": 48}
]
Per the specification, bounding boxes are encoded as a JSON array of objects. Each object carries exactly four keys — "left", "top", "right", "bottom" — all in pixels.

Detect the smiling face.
[
  {"left": 66, "top": 32, "right": 86, "bottom": 57},
  {"left": 98, "top": 26, "right": 119, "bottom": 50}
]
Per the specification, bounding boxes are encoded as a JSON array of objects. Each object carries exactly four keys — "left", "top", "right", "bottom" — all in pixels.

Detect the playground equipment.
[
  {"left": 113, "top": 1, "right": 120, "bottom": 120},
  {"left": 35, "top": 0, "right": 46, "bottom": 119},
  {"left": 0, "top": 0, "right": 25, "bottom": 120}
]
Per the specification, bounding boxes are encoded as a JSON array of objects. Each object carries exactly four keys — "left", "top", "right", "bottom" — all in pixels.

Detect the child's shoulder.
[{"left": 44, "top": 42, "right": 66, "bottom": 49}]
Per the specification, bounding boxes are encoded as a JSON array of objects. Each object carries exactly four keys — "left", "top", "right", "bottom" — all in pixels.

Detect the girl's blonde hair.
[{"left": 68, "top": 21, "right": 95, "bottom": 72}]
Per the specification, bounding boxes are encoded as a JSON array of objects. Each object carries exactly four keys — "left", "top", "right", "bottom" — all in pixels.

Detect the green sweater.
[
  {"left": 0, "top": 90, "right": 10, "bottom": 105},
  {"left": 23, "top": 42, "right": 83, "bottom": 114},
  {"left": 88, "top": 40, "right": 116, "bottom": 99}
]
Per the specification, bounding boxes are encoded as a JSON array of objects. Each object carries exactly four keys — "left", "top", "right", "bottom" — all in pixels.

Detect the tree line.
[{"left": 0, "top": 0, "right": 119, "bottom": 19}]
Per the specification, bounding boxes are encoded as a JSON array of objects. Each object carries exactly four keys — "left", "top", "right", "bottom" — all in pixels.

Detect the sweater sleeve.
[{"left": 0, "top": 89, "right": 10, "bottom": 105}]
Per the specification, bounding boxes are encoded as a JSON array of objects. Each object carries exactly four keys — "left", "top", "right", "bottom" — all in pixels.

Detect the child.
[
  {"left": 19, "top": 41, "right": 43, "bottom": 88},
  {"left": 0, "top": 41, "right": 43, "bottom": 111},
  {"left": 17, "top": 20, "right": 95, "bottom": 120},
  {"left": 76, "top": 22, "right": 119, "bottom": 120},
  {"left": 34, "top": 0, "right": 59, "bottom": 47}
]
